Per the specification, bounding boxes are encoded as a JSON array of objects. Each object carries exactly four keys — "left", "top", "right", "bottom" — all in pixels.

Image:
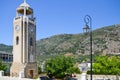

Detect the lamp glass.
[{"left": 83, "top": 24, "right": 90, "bottom": 33}]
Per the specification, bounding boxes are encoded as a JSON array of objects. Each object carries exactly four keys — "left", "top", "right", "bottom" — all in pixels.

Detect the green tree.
[
  {"left": 0, "top": 60, "right": 6, "bottom": 72},
  {"left": 38, "top": 66, "right": 42, "bottom": 74},
  {"left": 45, "top": 55, "right": 80, "bottom": 78},
  {"left": 92, "top": 56, "right": 120, "bottom": 75}
]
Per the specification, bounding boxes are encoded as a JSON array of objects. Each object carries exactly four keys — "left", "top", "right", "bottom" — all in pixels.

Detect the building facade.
[
  {"left": 10, "top": 1, "right": 38, "bottom": 78},
  {"left": 0, "top": 51, "right": 13, "bottom": 63}
]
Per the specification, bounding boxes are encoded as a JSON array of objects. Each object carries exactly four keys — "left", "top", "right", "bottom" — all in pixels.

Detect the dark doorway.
[{"left": 29, "top": 70, "right": 33, "bottom": 78}]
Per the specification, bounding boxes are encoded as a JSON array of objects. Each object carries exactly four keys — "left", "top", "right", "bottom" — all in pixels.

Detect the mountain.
[
  {"left": 0, "top": 44, "right": 12, "bottom": 53},
  {"left": 1, "top": 24, "right": 120, "bottom": 61},
  {"left": 36, "top": 24, "right": 120, "bottom": 57}
]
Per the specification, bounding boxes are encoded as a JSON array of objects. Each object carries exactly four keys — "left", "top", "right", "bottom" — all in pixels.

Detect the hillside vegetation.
[
  {"left": 36, "top": 24, "right": 120, "bottom": 56},
  {"left": 1, "top": 24, "right": 120, "bottom": 61},
  {"left": 0, "top": 44, "right": 12, "bottom": 52}
]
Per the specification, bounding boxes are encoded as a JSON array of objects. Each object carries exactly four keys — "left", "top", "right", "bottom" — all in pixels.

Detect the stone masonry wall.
[
  {"left": 10, "top": 62, "right": 23, "bottom": 77},
  {"left": 24, "top": 62, "right": 38, "bottom": 78}
]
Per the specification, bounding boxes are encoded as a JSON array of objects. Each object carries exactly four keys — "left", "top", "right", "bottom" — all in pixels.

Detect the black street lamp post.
[{"left": 83, "top": 15, "right": 92, "bottom": 80}]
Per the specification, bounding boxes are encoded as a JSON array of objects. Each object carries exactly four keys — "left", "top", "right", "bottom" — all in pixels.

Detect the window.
[
  {"left": 30, "top": 37, "right": 33, "bottom": 46},
  {"left": 16, "top": 36, "right": 19, "bottom": 45}
]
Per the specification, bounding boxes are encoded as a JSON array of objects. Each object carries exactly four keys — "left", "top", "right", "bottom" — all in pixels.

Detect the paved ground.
[{"left": 0, "top": 76, "right": 39, "bottom": 80}]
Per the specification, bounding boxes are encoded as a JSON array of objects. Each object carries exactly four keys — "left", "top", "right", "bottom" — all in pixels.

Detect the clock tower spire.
[{"left": 10, "top": 1, "right": 38, "bottom": 78}]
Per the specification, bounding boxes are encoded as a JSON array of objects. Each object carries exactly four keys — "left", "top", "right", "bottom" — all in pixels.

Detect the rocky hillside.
[
  {"left": 36, "top": 24, "right": 120, "bottom": 57},
  {"left": 1, "top": 24, "right": 120, "bottom": 58}
]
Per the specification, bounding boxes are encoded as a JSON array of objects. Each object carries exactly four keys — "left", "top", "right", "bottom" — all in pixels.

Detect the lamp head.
[{"left": 83, "top": 24, "right": 90, "bottom": 33}]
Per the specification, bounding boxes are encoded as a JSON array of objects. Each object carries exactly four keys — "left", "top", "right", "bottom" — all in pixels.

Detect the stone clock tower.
[{"left": 10, "top": 0, "right": 38, "bottom": 78}]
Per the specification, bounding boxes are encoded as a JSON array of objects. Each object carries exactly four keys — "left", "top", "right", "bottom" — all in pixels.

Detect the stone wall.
[
  {"left": 75, "top": 74, "right": 120, "bottom": 80},
  {"left": 87, "top": 75, "right": 120, "bottom": 80},
  {"left": 10, "top": 62, "right": 23, "bottom": 77},
  {"left": 10, "top": 62, "right": 38, "bottom": 78},
  {"left": 24, "top": 62, "right": 38, "bottom": 78}
]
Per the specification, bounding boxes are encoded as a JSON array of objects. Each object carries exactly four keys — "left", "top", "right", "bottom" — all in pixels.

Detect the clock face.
[{"left": 15, "top": 25, "right": 20, "bottom": 31}]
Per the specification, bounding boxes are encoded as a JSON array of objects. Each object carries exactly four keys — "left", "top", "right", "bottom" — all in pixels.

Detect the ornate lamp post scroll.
[{"left": 83, "top": 15, "right": 92, "bottom": 80}]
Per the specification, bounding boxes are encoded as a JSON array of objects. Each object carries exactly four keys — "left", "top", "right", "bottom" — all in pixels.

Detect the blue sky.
[{"left": 0, "top": 0, "right": 120, "bottom": 45}]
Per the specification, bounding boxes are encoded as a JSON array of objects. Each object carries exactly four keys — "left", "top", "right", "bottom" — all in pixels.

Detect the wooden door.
[{"left": 29, "top": 70, "right": 33, "bottom": 78}]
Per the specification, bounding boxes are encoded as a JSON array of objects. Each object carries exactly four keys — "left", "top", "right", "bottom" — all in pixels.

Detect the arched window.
[
  {"left": 16, "top": 36, "right": 19, "bottom": 45},
  {"left": 30, "top": 37, "right": 33, "bottom": 46}
]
